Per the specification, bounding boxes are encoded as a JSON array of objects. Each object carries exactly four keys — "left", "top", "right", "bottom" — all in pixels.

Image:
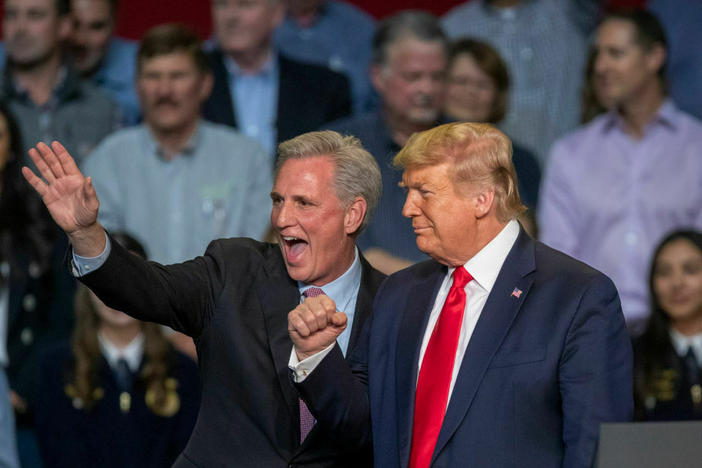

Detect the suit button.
[
  {"left": 23, "top": 294, "right": 37, "bottom": 312},
  {"left": 21, "top": 328, "right": 34, "bottom": 345}
]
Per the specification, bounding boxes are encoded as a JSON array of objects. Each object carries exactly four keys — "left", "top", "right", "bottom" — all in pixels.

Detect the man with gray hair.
[
  {"left": 327, "top": 10, "right": 449, "bottom": 275},
  {"left": 22, "top": 130, "right": 385, "bottom": 467}
]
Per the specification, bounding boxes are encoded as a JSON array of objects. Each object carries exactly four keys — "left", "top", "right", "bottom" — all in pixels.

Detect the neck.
[
  {"left": 147, "top": 119, "right": 199, "bottom": 160},
  {"left": 383, "top": 108, "right": 435, "bottom": 147},
  {"left": 226, "top": 44, "right": 273, "bottom": 74},
  {"left": 11, "top": 54, "right": 63, "bottom": 106},
  {"left": 672, "top": 315, "right": 702, "bottom": 337},
  {"left": 449, "top": 218, "right": 508, "bottom": 267},
  {"left": 99, "top": 324, "right": 141, "bottom": 350},
  {"left": 618, "top": 82, "right": 665, "bottom": 139}
]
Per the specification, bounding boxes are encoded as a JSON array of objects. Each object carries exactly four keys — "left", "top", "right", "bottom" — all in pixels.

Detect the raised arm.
[{"left": 21, "top": 141, "right": 106, "bottom": 257}]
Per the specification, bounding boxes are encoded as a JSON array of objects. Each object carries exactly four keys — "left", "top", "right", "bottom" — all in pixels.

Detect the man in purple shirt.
[{"left": 539, "top": 9, "right": 702, "bottom": 335}]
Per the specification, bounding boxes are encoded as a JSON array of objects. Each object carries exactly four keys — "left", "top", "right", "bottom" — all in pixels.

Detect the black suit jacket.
[
  {"left": 79, "top": 236, "right": 385, "bottom": 467},
  {"left": 203, "top": 49, "right": 352, "bottom": 146}
]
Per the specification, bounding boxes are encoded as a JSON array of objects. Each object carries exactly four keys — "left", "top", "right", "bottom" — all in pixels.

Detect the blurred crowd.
[{"left": 1, "top": 0, "right": 701, "bottom": 466}]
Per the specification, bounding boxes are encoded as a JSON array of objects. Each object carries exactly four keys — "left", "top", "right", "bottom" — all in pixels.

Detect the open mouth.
[{"left": 282, "top": 236, "right": 308, "bottom": 262}]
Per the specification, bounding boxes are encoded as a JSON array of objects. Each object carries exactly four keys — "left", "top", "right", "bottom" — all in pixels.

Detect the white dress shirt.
[
  {"left": 98, "top": 331, "right": 145, "bottom": 373},
  {"left": 669, "top": 328, "right": 702, "bottom": 365}
]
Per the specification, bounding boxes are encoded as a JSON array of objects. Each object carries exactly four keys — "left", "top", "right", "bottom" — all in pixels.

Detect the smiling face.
[
  {"left": 270, "top": 156, "right": 360, "bottom": 286},
  {"left": 653, "top": 238, "right": 702, "bottom": 329},
  {"left": 445, "top": 52, "right": 498, "bottom": 123},
  {"left": 211, "top": 0, "right": 283, "bottom": 57}
]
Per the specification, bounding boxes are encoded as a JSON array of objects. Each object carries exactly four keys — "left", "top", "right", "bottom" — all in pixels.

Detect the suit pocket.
[{"left": 489, "top": 347, "right": 546, "bottom": 368}]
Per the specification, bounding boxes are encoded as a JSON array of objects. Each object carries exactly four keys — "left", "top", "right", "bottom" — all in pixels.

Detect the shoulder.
[
  {"left": 83, "top": 127, "right": 142, "bottom": 167},
  {"left": 382, "top": 260, "right": 444, "bottom": 290},
  {"left": 326, "top": 1, "right": 375, "bottom": 28},
  {"left": 325, "top": 112, "right": 381, "bottom": 136},
  {"left": 198, "top": 121, "right": 263, "bottom": 152},
  {"left": 205, "top": 237, "right": 281, "bottom": 265},
  {"left": 280, "top": 53, "right": 348, "bottom": 84},
  {"left": 442, "top": 1, "right": 482, "bottom": 30},
  {"left": 547, "top": 117, "right": 608, "bottom": 166}
]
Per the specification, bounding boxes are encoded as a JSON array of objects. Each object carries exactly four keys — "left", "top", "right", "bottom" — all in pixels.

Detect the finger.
[
  {"left": 36, "top": 142, "right": 66, "bottom": 179},
  {"left": 52, "top": 141, "right": 82, "bottom": 176},
  {"left": 329, "top": 311, "right": 348, "bottom": 329},
  {"left": 27, "top": 147, "right": 56, "bottom": 184},
  {"left": 21, "top": 166, "right": 49, "bottom": 197},
  {"left": 82, "top": 177, "right": 99, "bottom": 209},
  {"left": 288, "top": 313, "right": 312, "bottom": 338}
]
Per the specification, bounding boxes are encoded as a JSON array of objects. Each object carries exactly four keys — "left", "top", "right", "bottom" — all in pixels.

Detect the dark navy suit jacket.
[{"left": 299, "top": 229, "right": 633, "bottom": 468}]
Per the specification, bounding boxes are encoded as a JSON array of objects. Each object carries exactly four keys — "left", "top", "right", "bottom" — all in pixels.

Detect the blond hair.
[{"left": 393, "top": 122, "right": 525, "bottom": 221}]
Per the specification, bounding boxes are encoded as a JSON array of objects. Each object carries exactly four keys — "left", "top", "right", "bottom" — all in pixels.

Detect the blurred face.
[
  {"left": 445, "top": 53, "right": 497, "bottom": 122},
  {"left": 653, "top": 238, "right": 702, "bottom": 327},
  {"left": 137, "top": 52, "right": 213, "bottom": 135},
  {"left": 401, "top": 163, "right": 479, "bottom": 266},
  {"left": 0, "top": 114, "right": 11, "bottom": 171},
  {"left": 70, "top": 0, "right": 114, "bottom": 75},
  {"left": 270, "top": 156, "right": 357, "bottom": 286},
  {"left": 372, "top": 37, "right": 446, "bottom": 127},
  {"left": 594, "top": 19, "right": 662, "bottom": 108},
  {"left": 89, "top": 290, "right": 139, "bottom": 329},
  {"left": 211, "top": 0, "right": 284, "bottom": 57},
  {"left": 3, "top": 0, "right": 71, "bottom": 68}
]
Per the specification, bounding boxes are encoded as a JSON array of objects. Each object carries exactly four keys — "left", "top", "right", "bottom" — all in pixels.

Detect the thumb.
[{"left": 329, "top": 311, "right": 348, "bottom": 329}]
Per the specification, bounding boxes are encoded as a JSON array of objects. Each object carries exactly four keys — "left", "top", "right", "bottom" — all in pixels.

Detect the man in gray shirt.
[{"left": 82, "top": 24, "right": 271, "bottom": 264}]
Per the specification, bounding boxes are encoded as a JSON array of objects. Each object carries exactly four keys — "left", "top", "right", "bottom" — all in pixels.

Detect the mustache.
[{"left": 153, "top": 98, "right": 180, "bottom": 107}]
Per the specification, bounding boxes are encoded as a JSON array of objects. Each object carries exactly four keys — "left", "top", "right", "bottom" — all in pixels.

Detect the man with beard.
[
  {"left": 81, "top": 23, "right": 271, "bottom": 265},
  {"left": 327, "top": 11, "right": 448, "bottom": 274},
  {"left": 0, "top": 0, "right": 120, "bottom": 167}
]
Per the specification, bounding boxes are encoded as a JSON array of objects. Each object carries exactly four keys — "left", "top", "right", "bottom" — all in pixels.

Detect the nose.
[
  {"left": 593, "top": 50, "right": 608, "bottom": 76},
  {"left": 402, "top": 191, "right": 420, "bottom": 219},
  {"left": 271, "top": 200, "right": 294, "bottom": 229}
]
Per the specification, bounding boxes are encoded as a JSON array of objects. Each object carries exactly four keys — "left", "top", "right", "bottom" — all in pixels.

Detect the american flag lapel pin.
[{"left": 511, "top": 287, "right": 522, "bottom": 299}]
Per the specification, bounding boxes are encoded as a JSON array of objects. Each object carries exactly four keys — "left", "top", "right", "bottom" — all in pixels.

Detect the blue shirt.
[
  {"left": 91, "top": 38, "right": 141, "bottom": 126},
  {"left": 224, "top": 54, "right": 279, "bottom": 156},
  {"left": 274, "top": 0, "right": 376, "bottom": 114}
]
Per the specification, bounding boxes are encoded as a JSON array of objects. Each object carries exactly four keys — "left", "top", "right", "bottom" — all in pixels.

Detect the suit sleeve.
[{"left": 559, "top": 273, "right": 633, "bottom": 467}]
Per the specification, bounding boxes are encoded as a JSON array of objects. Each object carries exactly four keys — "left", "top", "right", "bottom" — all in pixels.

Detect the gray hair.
[
  {"left": 372, "top": 10, "right": 448, "bottom": 66},
  {"left": 275, "top": 130, "right": 382, "bottom": 235}
]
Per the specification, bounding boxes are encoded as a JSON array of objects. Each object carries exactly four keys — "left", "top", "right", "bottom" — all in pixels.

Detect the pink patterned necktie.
[{"left": 299, "top": 287, "right": 325, "bottom": 442}]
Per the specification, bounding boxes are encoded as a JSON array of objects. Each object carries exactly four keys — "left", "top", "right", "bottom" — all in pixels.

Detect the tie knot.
[
  {"left": 451, "top": 267, "right": 472, "bottom": 289},
  {"left": 303, "top": 287, "right": 325, "bottom": 298}
]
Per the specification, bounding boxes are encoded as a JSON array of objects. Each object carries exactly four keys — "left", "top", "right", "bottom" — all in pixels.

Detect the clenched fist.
[{"left": 288, "top": 295, "right": 347, "bottom": 360}]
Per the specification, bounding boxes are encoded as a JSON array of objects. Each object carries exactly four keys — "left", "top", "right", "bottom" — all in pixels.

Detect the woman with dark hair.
[
  {"left": 1, "top": 101, "right": 75, "bottom": 468},
  {"left": 34, "top": 232, "right": 200, "bottom": 468},
  {"left": 634, "top": 230, "right": 702, "bottom": 420},
  {"left": 443, "top": 38, "right": 541, "bottom": 226}
]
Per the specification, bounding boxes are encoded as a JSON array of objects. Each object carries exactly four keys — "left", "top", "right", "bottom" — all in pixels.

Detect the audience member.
[
  {"left": 539, "top": 9, "right": 702, "bottom": 335},
  {"left": 327, "top": 10, "right": 447, "bottom": 274},
  {"left": 442, "top": 0, "right": 601, "bottom": 164},
  {"left": 0, "top": 102, "right": 75, "bottom": 467},
  {"left": 34, "top": 232, "right": 200, "bottom": 468},
  {"left": 634, "top": 230, "right": 702, "bottom": 421},
  {"left": 22, "top": 129, "right": 385, "bottom": 467},
  {"left": 1, "top": 0, "right": 121, "bottom": 168},
  {"left": 203, "top": 0, "right": 351, "bottom": 156},
  {"left": 444, "top": 37, "right": 541, "bottom": 213},
  {"left": 580, "top": 46, "right": 609, "bottom": 124},
  {"left": 83, "top": 24, "right": 271, "bottom": 265},
  {"left": 274, "top": 0, "right": 375, "bottom": 114},
  {"left": 69, "top": 0, "right": 140, "bottom": 125}
]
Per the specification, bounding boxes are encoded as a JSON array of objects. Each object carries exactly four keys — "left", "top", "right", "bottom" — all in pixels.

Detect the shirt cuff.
[
  {"left": 288, "top": 343, "right": 336, "bottom": 383},
  {"left": 71, "top": 232, "right": 111, "bottom": 277}
]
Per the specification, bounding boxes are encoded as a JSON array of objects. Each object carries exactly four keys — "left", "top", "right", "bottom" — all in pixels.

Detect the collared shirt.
[
  {"left": 442, "top": 0, "right": 599, "bottom": 164},
  {"left": 418, "top": 219, "right": 519, "bottom": 402},
  {"left": 669, "top": 329, "right": 702, "bottom": 366},
  {"left": 81, "top": 121, "right": 272, "bottom": 264},
  {"left": 538, "top": 100, "right": 702, "bottom": 334},
  {"left": 299, "top": 247, "right": 362, "bottom": 356},
  {"left": 98, "top": 331, "right": 145, "bottom": 373},
  {"left": 274, "top": 0, "right": 376, "bottom": 114},
  {"left": 224, "top": 54, "right": 279, "bottom": 156}
]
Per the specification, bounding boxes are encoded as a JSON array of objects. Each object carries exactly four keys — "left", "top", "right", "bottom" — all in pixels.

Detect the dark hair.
[
  {"left": 372, "top": 10, "right": 447, "bottom": 66},
  {"left": 580, "top": 46, "right": 607, "bottom": 123},
  {"left": 634, "top": 229, "right": 702, "bottom": 416},
  {"left": 137, "top": 23, "right": 210, "bottom": 75},
  {"left": 603, "top": 8, "right": 668, "bottom": 83},
  {"left": 0, "top": 101, "right": 56, "bottom": 280},
  {"left": 448, "top": 38, "right": 510, "bottom": 124}
]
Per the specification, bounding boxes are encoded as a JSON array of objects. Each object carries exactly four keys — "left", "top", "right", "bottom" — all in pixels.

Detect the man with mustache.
[{"left": 81, "top": 23, "right": 271, "bottom": 266}]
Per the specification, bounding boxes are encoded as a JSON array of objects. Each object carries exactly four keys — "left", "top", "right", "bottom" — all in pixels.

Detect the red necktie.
[
  {"left": 409, "top": 267, "right": 472, "bottom": 468},
  {"left": 298, "top": 287, "right": 325, "bottom": 442}
]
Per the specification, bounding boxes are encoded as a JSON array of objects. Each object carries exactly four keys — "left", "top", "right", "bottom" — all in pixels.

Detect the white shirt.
[
  {"left": 418, "top": 219, "right": 520, "bottom": 402},
  {"left": 669, "top": 328, "right": 702, "bottom": 365},
  {"left": 98, "top": 332, "right": 145, "bottom": 373}
]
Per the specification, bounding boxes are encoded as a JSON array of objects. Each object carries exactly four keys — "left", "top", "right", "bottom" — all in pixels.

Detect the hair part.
[
  {"left": 137, "top": 23, "right": 210, "bottom": 75},
  {"left": 372, "top": 10, "right": 448, "bottom": 66},
  {"left": 393, "top": 122, "right": 525, "bottom": 222},
  {"left": 275, "top": 130, "right": 382, "bottom": 235}
]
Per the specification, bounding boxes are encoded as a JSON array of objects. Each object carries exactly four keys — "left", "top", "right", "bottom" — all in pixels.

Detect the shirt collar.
[
  {"left": 456, "top": 219, "right": 520, "bottom": 293},
  {"left": 98, "top": 331, "right": 145, "bottom": 372},
  {"left": 299, "top": 247, "right": 362, "bottom": 308},
  {"left": 602, "top": 98, "right": 680, "bottom": 134},
  {"left": 223, "top": 51, "right": 278, "bottom": 78},
  {"left": 142, "top": 121, "right": 203, "bottom": 160},
  {"left": 669, "top": 328, "right": 702, "bottom": 364}
]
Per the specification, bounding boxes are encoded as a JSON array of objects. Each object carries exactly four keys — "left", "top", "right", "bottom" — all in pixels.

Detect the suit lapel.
[
  {"left": 347, "top": 255, "right": 382, "bottom": 354},
  {"left": 431, "top": 230, "right": 536, "bottom": 462},
  {"left": 396, "top": 262, "right": 446, "bottom": 468}
]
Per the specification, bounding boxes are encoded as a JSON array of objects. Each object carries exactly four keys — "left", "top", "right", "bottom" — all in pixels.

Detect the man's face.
[
  {"left": 401, "top": 162, "right": 479, "bottom": 266},
  {"left": 271, "top": 156, "right": 356, "bottom": 286},
  {"left": 372, "top": 37, "right": 446, "bottom": 127},
  {"left": 70, "top": 0, "right": 114, "bottom": 75},
  {"left": 211, "top": 0, "right": 284, "bottom": 57},
  {"left": 3, "top": 0, "right": 70, "bottom": 68},
  {"left": 137, "top": 52, "right": 213, "bottom": 135},
  {"left": 594, "top": 19, "right": 662, "bottom": 107}
]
